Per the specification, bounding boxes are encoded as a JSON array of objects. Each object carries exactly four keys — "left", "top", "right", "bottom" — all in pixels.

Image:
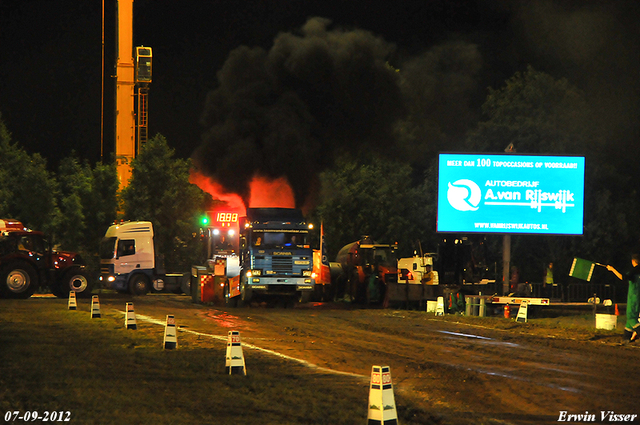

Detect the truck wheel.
[
  {"left": 1, "top": 262, "right": 37, "bottom": 299},
  {"left": 298, "top": 291, "right": 311, "bottom": 303},
  {"left": 180, "top": 274, "right": 191, "bottom": 295},
  {"left": 224, "top": 282, "right": 238, "bottom": 308},
  {"left": 239, "top": 284, "right": 252, "bottom": 306},
  {"left": 129, "top": 274, "right": 150, "bottom": 296},
  {"left": 53, "top": 268, "right": 93, "bottom": 298}
]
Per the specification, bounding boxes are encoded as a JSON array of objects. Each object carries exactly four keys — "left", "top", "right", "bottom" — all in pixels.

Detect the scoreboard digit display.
[{"left": 215, "top": 212, "right": 238, "bottom": 224}]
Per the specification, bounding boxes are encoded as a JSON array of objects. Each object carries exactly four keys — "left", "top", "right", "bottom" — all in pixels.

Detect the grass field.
[
  {"left": 0, "top": 297, "right": 428, "bottom": 425},
  {"left": 1, "top": 295, "right": 626, "bottom": 425}
]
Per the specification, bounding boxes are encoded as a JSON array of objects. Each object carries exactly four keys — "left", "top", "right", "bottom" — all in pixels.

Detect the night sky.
[{"left": 1, "top": 0, "right": 639, "bottom": 174}]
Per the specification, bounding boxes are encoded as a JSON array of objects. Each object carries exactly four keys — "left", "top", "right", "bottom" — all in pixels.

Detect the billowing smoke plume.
[{"left": 192, "top": 17, "right": 404, "bottom": 208}]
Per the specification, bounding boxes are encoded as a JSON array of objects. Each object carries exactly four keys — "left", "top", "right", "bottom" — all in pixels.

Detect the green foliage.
[
  {"left": 53, "top": 155, "right": 118, "bottom": 271},
  {"left": 86, "top": 161, "right": 120, "bottom": 246},
  {"left": 54, "top": 155, "right": 91, "bottom": 249},
  {"left": 464, "top": 66, "right": 640, "bottom": 282},
  {"left": 312, "top": 153, "right": 431, "bottom": 259},
  {"left": 579, "top": 163, "right": 640, "bottom": 268},
  {"left": 0, "top": 114, "right": 58, "bottom": 233},
  {"left": 467, "top": 65, "right": 595, "bottom": 156},
  {"left": 122, "top": 134, "right": 206, "bottom": 270},
  {"left": 395, "top": 41, "right": 483, "bottom": 170},
  {"left": 0, "top": 115, "right": 118, "bottom": 275}
]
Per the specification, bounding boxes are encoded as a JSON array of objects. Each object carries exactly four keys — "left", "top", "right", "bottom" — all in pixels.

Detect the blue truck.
[{"left": 225, "top": 208, "right": 315, "bottom": 306}]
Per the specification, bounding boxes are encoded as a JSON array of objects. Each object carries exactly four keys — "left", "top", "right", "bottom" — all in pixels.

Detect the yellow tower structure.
[
  {"left": 135, "top": 46, "right": 152, "bottom": 153},
  {"left": 114, "top": 0, "right": 135, "bottom": 188}
]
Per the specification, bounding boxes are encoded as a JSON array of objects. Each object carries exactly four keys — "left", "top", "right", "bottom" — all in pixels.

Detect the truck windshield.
[
  {"left": 17, "top": 234, "right": 45, "bottom": 255},
  {"left": 0, "top": 235, "right": 15, "bottom": 256},
  {"left": 99, "top": 237, "right": 117, "bottom": 259},
  {"left": 252, "top": 231, "right": 308, "bottom": 249},
  {"left": 367, "top": 248, "right": 397, "bottom": 268}
]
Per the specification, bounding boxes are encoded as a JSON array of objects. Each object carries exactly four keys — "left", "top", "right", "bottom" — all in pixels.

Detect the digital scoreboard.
[
  {"left": 214, "top": 212, "right": 238, "bottom": 225},
  {"left": 437, "top": 153, "right": 585, "bottom": 235},
  {"left": 204, "top": 210, "right": 241, "bottom": 257}
]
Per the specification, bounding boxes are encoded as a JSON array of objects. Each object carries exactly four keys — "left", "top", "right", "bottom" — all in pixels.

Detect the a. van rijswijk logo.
[
  {"left": 447, "top": 179, "right": 481, "bottom": 211},
  {"left": 447, "top": 179, "right": 576, "bottom": 213}
]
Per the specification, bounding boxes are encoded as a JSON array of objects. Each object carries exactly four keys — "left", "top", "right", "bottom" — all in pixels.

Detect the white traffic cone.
[
  {"left": 68, "top": 290, "right": 77, "bottom": 310},
  {"left": 516, "top": 300, "right": 529, "bottom": 323},
  {"left": 90, "top": 295, "right": 101, "bottom": 319},
  {"left": 163, "top": 315, "right": 178, "bottom": 349},
  {"left": 435, "top": 296, "right": 445, "bottom": 316},
  {"left": 225, "top": 331, "right": 246, "bottom": 375},
  {"left": 367, "top": 365, "right": 398, "bottom": 425},
  {"left": 124, "top": 302, "right": 137, "bottom": 330}
]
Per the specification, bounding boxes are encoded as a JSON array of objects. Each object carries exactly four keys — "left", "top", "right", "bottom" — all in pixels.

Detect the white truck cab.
[
  {"left": 397, "top": 254, "right": 439, "bottom": 285},
  {"left": 100, "top": 221, "right": 186, "bottom": 295}
]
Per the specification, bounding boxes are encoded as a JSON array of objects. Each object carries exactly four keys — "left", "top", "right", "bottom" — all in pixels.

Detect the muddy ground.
[{"left": 96, "top": 293, "right": 639, "bottom": 424}]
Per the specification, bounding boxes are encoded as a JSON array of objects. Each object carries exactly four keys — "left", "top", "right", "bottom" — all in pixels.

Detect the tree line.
[
  {"left": 0, "top": 121, "right": 205, "bottom": 274},
  {"left": 1, "top": 67, "right": 639, "bottom": 284}
]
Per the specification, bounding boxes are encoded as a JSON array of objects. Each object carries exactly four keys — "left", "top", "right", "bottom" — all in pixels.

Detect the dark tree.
[{"left": 122, "top": 134, "right": 206, "bottom": 270}]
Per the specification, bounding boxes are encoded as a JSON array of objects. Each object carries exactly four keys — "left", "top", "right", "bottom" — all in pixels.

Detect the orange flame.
[
  {"left": 189, "top": 169, "right": 246, "bottom": 214},
  {"left": 190, "top": 170, "right": 296, "bottom": 214},
  {"left": 248, "top": 175, "right": 295, "bottom": 209}
]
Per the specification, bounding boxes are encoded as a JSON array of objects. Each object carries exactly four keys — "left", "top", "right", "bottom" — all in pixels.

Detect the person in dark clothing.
[{"left": 606, "top": 254, "right": 640, "bottom": 343}]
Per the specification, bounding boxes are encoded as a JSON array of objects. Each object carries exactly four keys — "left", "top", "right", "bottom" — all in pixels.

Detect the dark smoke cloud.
[
  {"left": 193, "top": 17, "right": 404, "bottom": 207},
  {"left": 396, "top": 40, "right": 483, "bottom": 164},
  {"left": 512, "top": 0, "right": 640, "bottom": 160}
]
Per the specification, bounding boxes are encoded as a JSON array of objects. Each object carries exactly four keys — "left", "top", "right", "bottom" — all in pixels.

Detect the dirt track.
[{"left": 100, "top": 294, "right": 639, "bottom": 424}]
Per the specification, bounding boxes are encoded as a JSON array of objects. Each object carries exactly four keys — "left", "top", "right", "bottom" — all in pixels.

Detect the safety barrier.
[
  {"left": 464, "top": 296, "right": 486, "bottom": 317},
  {"left": 68, "top": 291, "right": 77, "bottom": 310},
  {"left": 90, "top": 295, "right": 101, "bottom": 319}
]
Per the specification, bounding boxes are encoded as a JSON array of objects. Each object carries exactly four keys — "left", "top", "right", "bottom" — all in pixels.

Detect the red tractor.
[{"left": 0, "top": 219, "right": 92, "bottom": 299}]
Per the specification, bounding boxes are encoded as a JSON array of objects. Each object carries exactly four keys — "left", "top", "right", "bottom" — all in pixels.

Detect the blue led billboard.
[{"left": 437, "top": 153, "right": 585, "bottom": 235}]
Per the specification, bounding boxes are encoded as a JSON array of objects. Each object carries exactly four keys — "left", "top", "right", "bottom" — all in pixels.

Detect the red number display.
[{"left": 216, "top": 212, "right": 238, "bottom": 223}]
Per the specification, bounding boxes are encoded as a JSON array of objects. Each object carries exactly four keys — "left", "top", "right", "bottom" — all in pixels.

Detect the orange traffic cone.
[{"left": 615, "top": 304, "right": 620, "bottom": 316}]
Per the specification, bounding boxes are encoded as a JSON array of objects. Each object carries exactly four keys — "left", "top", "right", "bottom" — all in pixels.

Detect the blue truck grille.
[{"left": 271, "top": 257, "right": 292, "bottom": 274}]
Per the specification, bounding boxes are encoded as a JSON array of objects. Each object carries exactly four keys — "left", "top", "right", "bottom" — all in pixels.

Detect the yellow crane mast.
[
  {"left": 114, "top": 0, "right": 135, "bottom": 188},
  {"left": 114, "top": 0, "right": 152, "bottom": 189}
]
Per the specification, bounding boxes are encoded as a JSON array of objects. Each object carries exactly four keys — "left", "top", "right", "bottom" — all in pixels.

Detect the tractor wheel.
[
  {"left": 53, "top": 268, "right": 93, "bottom": 298},
  {"left": 0, "top": 262, "right": 38, "bottom": 299}
]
